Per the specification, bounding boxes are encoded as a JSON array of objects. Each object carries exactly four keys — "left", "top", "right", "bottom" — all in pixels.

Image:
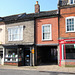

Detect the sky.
[{"left": 0, "top": 0, "right": 58, "bottom": 17}]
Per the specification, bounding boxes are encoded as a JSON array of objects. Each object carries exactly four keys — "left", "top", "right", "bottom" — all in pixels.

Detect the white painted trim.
[
  {"left": 67, "top": 0, "right": 75, "bottom": 5},
  {"left": 65, "top": 16, "right": 75, "bottom": 33},
  {"left": 0, "top": 48, "right": 4, "bottom": 65},
  {"left": 42, "top": 24, "right": 52, "bottom": 41},
  {"left": 70, "top": 0, "right": 75, "bottom": 4},
  {"left": 3, "top": 48, "right": 4, "bottom": 65},
  {"left": 7, "top": 25, "right": 23, "bottom": 29},
  {"left": 8, "top": 25, "right": 23, "bottom": 41}
]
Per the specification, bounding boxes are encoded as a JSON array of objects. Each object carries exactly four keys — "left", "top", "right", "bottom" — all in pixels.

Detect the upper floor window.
[
  {"left": 66, "top": 17, "right": 75, "bottom": 32},
  {"left": 70, "top": 0, "right": 75, "bottom": 4},
  {"left": 42, "top": 24, "right": 52, "bottom": 41},
  {"left": 8, "top": 26, "right": 23, "bottom": 41}
]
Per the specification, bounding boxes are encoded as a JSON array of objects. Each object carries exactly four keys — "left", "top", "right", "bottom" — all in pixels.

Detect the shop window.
[
  {"left": 66, "top": 17, "right": 75, "bottom": 32},
  {"left": 62, "top": 44, "right": 75, "bottom": 59},
  {"left": 65, "top": 44, "right": 75, "bottom": 59},
  {"left": 42, "top": 24, "right": 52, "bottom": 41},
  {"left": 5, "top": 49, "right": 18, "bottom": 62},
  {"left": 8, "top": 26, "right": 23, "bottom": 41}
]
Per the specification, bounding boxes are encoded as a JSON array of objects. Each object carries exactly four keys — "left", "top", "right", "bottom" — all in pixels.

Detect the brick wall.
[
  {"left": 36, "top": 17, "right": 58, "bottom": 44},
  {"left": 59, "top": 7, "right": 75, "bottom": 39},
  {"left": 61, "top": 60, "right": 75, "bottom": 66},
  {"left": 4, "top": 62, "right": 18, "bottom": 66}
]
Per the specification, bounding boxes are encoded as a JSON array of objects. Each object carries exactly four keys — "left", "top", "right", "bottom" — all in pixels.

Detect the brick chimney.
[{"left": 35, "top": 1, "right": 40, "bottom": 13}]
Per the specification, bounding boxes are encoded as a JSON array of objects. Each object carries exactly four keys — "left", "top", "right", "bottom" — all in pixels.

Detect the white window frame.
[
  {"left": 69, "top": 0, "right": 75, "bottom": 4},
  {"left": 66, "top": 16, "right": 75, "bottom": 32},
  {"left": 42, "top": 24, "right": 52, "bottom": 41},
  {"left": 7, "top": 26, "right": 23, "bottom": 41}
]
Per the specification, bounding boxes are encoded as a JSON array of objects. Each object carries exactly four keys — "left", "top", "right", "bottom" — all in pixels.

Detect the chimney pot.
[
  {"left": 36, "top": 1, "right": 38, "bottom": 4},
  {"left": 35, "top": 1, "right": 40, "bottom": 13}
]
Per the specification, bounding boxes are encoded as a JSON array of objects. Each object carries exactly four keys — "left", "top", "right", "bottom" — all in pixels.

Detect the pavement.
[
  {"left": 0, "top": 65, "right": 75, "bottom": 74},
  {"left": 1, "top": 69, "right": 75, "bottom": 75}
]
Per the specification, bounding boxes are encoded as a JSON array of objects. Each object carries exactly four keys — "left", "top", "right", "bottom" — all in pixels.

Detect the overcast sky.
[{"left": 0, "top": 0, "right": 58, "bottom": 17}]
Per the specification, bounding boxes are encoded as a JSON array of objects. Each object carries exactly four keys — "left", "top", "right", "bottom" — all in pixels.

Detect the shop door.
[
  {"left": 18, "top": 47, "right": 24, "bottom": 66},
  {"left": 50, "top": 48, "right": 57, "bottom": 62},
  {"left": 24, "top": 48, "right": 30, "bottom": 66}
]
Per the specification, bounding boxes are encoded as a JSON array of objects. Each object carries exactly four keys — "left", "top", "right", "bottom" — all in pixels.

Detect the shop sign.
[
  {"left": 74, "top": 44, "right": 75, "bottom": 48},
  {"left": 31, "top": 49, "right": 34, "bottom": 54}
]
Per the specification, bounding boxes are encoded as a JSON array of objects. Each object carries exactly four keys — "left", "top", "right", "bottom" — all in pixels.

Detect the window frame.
[
  {"left": 66, "top": 16, "right": 75, "bottom": 32},
  {"left": 7, "top": 26, "right": 23, "bottom": 41},
  {"left": 62, "top": 44, "right": 75, "bottom": 60},
  {"left": 42, "top": 24, "right": 52, "bottom": 41},
  {"left": 69, "top": 0, "right": 75, "bottom": 4}
]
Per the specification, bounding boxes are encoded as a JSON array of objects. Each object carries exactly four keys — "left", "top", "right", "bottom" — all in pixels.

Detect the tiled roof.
[{"left": 1, "top": 10, "right": 58, "bottom": 22}]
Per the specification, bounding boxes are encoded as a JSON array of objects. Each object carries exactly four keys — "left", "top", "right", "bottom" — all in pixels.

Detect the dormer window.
[{"left": 70, "top": 0, "right": 75, "bottom": 4}]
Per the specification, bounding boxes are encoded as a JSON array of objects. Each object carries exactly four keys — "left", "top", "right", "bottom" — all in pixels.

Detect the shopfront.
[
  {"left": 3, "top": 45, "right": 34, "bottom": 66},
  {"left": 0, "top": 46, "right": 4, "bottom": 65},
  {"left": 59, "top": 39, "right": 75, "bottom": 66},
  {"left": 0, "top": 48, "right": 3, "bottom": 65}
]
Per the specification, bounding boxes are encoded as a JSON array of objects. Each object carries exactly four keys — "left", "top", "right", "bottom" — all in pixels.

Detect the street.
[{"left": 0, "top": 69, "right": 75, "bottom": 75}]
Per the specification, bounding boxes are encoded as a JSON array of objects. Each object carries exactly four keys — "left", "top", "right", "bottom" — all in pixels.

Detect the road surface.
[{"left": 0, "top": 69, "right": 75, "bottom": 75}]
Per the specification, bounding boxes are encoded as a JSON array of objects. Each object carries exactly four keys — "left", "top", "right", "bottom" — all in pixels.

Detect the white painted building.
[{"left": 0, "top": 21, "right": 5, "bottom": 65}]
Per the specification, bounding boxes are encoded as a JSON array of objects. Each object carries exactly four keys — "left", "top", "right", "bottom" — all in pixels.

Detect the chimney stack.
[{"left": 35, "top": 1, "right": 40, "bottom": 13}]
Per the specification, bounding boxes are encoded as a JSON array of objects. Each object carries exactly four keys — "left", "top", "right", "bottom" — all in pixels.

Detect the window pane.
[
  {"left": 8, "top": 29, "right": 12, "bottom": 41},
  {"left": 74, "top": 0, "right": 75, "bottom": 3},
  {"left": 8, "top": 26, "right": 23, "bottom": 41},
  {"left": 67, "top": 18, "right": 74, "bottom": 31},
  {"left": 42, "top": 25, "right": 51, "bottom": 40},
  {"left": 71, "top": 0, "right": 73, "bottom": 4},
  {"left": 65, "top": 44, "right": 75, "bottom": 59}
]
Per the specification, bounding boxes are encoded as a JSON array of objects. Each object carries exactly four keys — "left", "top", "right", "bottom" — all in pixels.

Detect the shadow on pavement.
[{"left": 39, "top": 71, "right": 75, "bottom": 75}]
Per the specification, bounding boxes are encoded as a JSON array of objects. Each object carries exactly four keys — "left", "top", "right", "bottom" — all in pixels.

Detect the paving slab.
[{"left": 0, "top": 65, "right": 75, "bottom": 74}]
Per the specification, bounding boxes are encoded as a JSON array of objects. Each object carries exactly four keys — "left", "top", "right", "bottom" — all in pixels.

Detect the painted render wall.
[
  {"left": 0, "top": 22, "right": 5, "bottom": 44},
  {"left": 5, "top": 20, "right": 34, "bottom": 45}
]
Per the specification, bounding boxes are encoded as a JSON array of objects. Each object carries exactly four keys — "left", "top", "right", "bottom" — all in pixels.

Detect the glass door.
[
  {"left": 24, "top": 48, "right": 30, "bottom": 66},
  {"left": 18, "top": 47, "right": 24, "bottom": 66}
]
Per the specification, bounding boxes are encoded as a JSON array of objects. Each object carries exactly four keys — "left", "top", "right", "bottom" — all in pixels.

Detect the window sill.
[
  {"left": 67, "top": 3, "right": 75, "bottom": 5},
  {"left": 42, "top": 39, "right": 52, "bottom": 41},
  {"left": 66, "top": 31, "right": 75, "bottom": 33}
]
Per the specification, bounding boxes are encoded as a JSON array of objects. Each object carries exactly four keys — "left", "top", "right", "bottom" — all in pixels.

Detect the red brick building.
[
  {"left": 35, "top": 2, "right": 59, "bottom": 65},
  {"left": 58, "top": 0, "right": 75, "bottom": 66}
]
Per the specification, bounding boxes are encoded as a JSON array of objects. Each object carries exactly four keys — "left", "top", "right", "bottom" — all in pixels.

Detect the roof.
[
  {"left": 1, "top": 10, "right": 58, "bottom": 23},
  {"left": 0, "top": 17, "right": 4, "bottom": 22}
]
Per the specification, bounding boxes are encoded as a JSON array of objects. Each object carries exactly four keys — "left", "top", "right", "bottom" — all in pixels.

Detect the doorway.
[
  {"left": 37, "top": 46, "right": 58, "bottom": 65},
  {"left": 24, "top": 48, "right": 30, "bottom": 66},
  {"left": 0, "top": 50, "right": 3, "bottom": 65}
]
